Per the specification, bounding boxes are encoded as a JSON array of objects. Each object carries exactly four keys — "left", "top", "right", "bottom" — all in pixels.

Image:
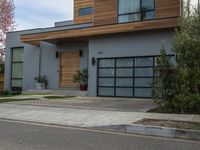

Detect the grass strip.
[
  {"left": 0, "top": 98, "right": 39, "bottom": 103},
  {"left": 43, "top": 96, "right": 76, "bottom": 99}
]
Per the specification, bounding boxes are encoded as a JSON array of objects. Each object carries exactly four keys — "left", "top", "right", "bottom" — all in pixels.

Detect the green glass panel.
[
  {"left": 12, "top": 79, "right": 22, "bottom": 87},
  {"left": 12, "top": 48, "right": 24, "bottom": 62},
  {"left": 12, "top": 63, "right": 23, "bottom": 78}
]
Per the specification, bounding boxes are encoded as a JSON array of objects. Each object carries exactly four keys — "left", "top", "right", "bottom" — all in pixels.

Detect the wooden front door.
[{"left": 60, "top": 51, "right": 80, "bottom": 88}]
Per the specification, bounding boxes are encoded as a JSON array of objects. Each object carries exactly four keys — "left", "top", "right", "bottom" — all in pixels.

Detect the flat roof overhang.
[{"left": 20, "top": 17, "right": 180, "bottom": 46}]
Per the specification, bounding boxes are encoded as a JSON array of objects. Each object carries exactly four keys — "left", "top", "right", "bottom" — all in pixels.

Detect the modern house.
[{"left": 4, "top": 0, "right": 181, "bottom": 98}]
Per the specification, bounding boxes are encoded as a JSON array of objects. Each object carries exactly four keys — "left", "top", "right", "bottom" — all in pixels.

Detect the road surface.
[{"left": 0, "top": 119, "right": 199, "bottom": 150}]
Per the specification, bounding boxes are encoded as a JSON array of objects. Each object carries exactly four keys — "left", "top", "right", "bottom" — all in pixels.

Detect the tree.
[
  {"left": 172, "top": 0, "right": 200, "bottom": 113},
  {"left": 152, "top": 1, "right": 200, "bottom": 114},
  {"left": 152, "top": 45, "right": 176, "bottom": 106},
  {"left": 0, "top": 0, "right": 15, "bottom": 57}
]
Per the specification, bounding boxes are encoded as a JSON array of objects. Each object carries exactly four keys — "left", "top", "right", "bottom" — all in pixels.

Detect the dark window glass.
[
  {"left": 142, "top": 11, "right": 155, "bottom": 20},
  {"left": 142, "top": 0, "right": 154, "bottom": 10},
  {"left": 118, "top": 0, "right": 155, "bottom": 23},
  {"left": 79, "top": 7, "right": 93, "bottom": 16}
]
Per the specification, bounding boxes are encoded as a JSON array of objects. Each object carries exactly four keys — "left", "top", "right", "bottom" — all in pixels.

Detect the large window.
[
  {"left": 79, "top": 7, "right": 93, "bottom": 16},
  {"left": 118, "top": 0, "right": 155, "bottom": 23},
  {"left": 11, "top": 47, "right": 24, "bottom": 91},
  {"left": 97, "top": 55, "right": 175, "bottom": 98}
]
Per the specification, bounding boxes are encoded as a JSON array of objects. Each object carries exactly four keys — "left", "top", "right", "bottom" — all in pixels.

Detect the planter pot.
[
  {"left": 80, "top": 84, "right": 88, "bottom": 91},
  {"left": 36, "top": 83, "right": 46, "bottom": 90}
]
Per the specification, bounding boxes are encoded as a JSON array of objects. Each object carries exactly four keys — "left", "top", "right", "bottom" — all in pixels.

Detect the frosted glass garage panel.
[
  {"left": 99, "top": 59, "right": 115, "bottom": 68},
  {"left": 135, "top": 78, "right": 153, "bottom": 87},
  {"left": 116, "top": 68, "right": 133, "bottom": 77},
  {"left": 116, "top": 78, "right": 133, "bottom": 87},
  {"left": 116, "top": 58, "right": 133, "bottom": 67},
  {"left": 99, "top": 69, "right": 115, "bottom": 77},
  {"left": 134, "top": 88, "right": 152, "bottom": 97},
  {"left": 135, "top": 68, "right": 153, "bottom": 77},
  {"left": 98, "top": 88, "right": 114, "bottom": 96},
  {"left": 135, "top": 57, "right": 153, "bottom": 67},
  {"left": 99, "top": 78, "right": 114, "bottom": 86},
  {"left": 116, "top": 88, "right": 133, "bottom": 97}
]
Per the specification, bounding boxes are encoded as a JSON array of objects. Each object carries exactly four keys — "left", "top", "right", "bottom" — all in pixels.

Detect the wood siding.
[
  {"left": 93, "top": 0, "right": 117, "bottom": 26},
  {"left": 60, "top": 51, "right": 80, "bottom": 88},
  {"left": 155, "top": 0, "right": 181, "bottom": 19},
  {"left": 21, "top": 17, "right": 179, "bottom": 45},
  {"left": 74, "top": 0, "right": 94, "bottom": 24},
  {"left": 0, "top": 73, "right": 4, "bottom": 92},
  {"left": 20, "top": 0, "right": 181, "bottom": 45}
]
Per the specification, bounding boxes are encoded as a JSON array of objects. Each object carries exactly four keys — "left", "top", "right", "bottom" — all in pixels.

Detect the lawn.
[
  {"left": 0, "top": 98, "right": 39, "bottom": 104},
  {"left": 43, "top": 96, "right": 76, "bottom": 99}
]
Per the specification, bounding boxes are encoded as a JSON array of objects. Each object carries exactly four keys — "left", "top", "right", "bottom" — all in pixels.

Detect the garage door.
[
  {"left": 97, "top": 56, "right": 173, "bottom": 98},
  {"left": 60, "top": 51, "right": 80, "bottom": 88}
]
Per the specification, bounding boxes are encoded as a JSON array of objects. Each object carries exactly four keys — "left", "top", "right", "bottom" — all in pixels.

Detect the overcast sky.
[
  {"left": 14, "top": 0, "right": 198, "bottom": 30},
  {"left": 14, "top": 0, "right": 73, "bottom": 30}
]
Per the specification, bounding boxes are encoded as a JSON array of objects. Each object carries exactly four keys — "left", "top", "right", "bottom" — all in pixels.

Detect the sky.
[
  {"left": 14, "top": 0, "right": 199, "bottom": 30},
  {"left": 14, "top": 0, "right": 73, "bottom": 30}
]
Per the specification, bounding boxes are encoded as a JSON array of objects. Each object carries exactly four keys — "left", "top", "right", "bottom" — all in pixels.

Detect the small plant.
[
  {"left": 34, "top": 75, "right": 48, "bottom": 87},
  {"left": 73, "top": 68, "right": 88, "bottom": 91},
  {"left": 73, "top": 68, "right": 88, "bottom": 85}
]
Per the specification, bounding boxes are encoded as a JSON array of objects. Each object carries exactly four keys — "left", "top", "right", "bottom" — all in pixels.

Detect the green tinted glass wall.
[{"left": 11, "top": 47, "right": 24, "bottom": 91}]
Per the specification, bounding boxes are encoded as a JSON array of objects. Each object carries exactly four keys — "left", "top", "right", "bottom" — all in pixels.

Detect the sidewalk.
[{"left": 0, "top": 103, "right": 199, "bottom": 128}]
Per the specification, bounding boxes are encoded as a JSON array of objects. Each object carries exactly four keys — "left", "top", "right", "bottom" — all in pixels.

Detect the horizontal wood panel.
[
  {"left": 60, "top": 51, "right": 80, "bottom": 88},
  {"left": 21, "top": 17, "right": 180, "bottom": 45},
  {"left": 155, "top": 0, "right": 181, "bottom": 19},
  {"left": 74, "top": 0, "right": 94, "bottom": 24},
  {"left": 93, "top": 0, "right": 117, "bottom": 26}
]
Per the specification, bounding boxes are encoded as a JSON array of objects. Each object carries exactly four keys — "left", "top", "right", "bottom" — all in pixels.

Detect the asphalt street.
[{"left": 0, "top": 119, "right": 199, "bottom": 150}]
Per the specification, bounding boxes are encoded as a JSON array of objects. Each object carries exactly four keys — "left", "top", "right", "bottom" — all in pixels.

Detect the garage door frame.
[{"left": 97, "top": 55, "right": 174, "bottom": 98}]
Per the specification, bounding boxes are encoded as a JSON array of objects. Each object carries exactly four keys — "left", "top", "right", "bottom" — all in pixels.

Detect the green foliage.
[
  {"left": 152, "top": 46, "right": 176, "bottom": 106},
  {"left": 43, "top": 96, "right": 75, "bottom": 99},
  {"left": 34, "top": 75, "right": 48, "bottom": 86},
  {"left": 153, "top": 2, "right": 200, "bottom": 114},
  {"left": 0, "top": 64, "right": 4, "bottom": 73},
  {"left": 73, "top": 68, "right": 88, "bottom": 85},
  {"left": 1, "top": 90, "right": 21, "bottom": 96}
]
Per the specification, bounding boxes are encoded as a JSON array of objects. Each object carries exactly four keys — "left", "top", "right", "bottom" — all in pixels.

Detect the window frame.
[
  {"left": 78, "top": 7, "right": 93, "bottom": 16},
  {"left": 10, "top": 47, "right": 24, "bottom": 91},
  {"left": 118, "top": 0, "right": 155, "bottom": 23}
]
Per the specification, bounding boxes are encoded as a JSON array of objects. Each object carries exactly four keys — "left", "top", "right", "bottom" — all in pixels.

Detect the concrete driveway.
[{"left": 7, "top": 97, "right": 156, "bottom": 112}]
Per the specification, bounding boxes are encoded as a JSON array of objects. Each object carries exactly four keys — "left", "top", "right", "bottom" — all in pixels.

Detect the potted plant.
[
  {"left": 73, "top": 68, "right": 88, "bottom": 91},
  {"left": 34, "top": 75, "right": 48, "bottom": 90}
]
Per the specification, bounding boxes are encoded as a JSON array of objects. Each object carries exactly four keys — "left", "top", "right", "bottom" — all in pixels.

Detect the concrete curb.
[{"left": 93, "top": 124, "right": 200, "bottom": 141}]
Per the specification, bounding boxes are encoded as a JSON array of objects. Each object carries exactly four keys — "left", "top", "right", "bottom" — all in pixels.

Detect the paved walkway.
[
  {"left": 6, "top": 96, "right": 156, "bottom": 112},
  {"left": 0, "top": 103, "right": 199, "bottom": 128}
]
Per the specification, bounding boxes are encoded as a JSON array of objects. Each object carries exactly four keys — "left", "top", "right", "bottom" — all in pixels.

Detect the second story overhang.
[{"left": 20, "top": 17, "right": 180, "bottom": 46}]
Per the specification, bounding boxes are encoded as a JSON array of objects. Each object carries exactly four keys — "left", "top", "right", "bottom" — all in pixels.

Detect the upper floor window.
[
  {"left": 118, "top": 0, "right": 155, "bottom": 23},
  {"left": 79, "top": 7, "right": 93, "bottom": 16}
]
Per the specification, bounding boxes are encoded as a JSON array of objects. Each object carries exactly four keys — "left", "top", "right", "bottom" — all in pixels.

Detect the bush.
[
  {"left": 172, "top": 94, "right": 200, "bottom": 114},
  {"left": 152, "top": 2, "right": 200, "bottom": 114},
  {"left": 1, "top": 90, "right": 21, "bottom": 96}
]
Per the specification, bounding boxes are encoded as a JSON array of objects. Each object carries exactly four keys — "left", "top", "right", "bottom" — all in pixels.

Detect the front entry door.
[{"left": 60, "top": 51, "right": 80, "bottom": 88}]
